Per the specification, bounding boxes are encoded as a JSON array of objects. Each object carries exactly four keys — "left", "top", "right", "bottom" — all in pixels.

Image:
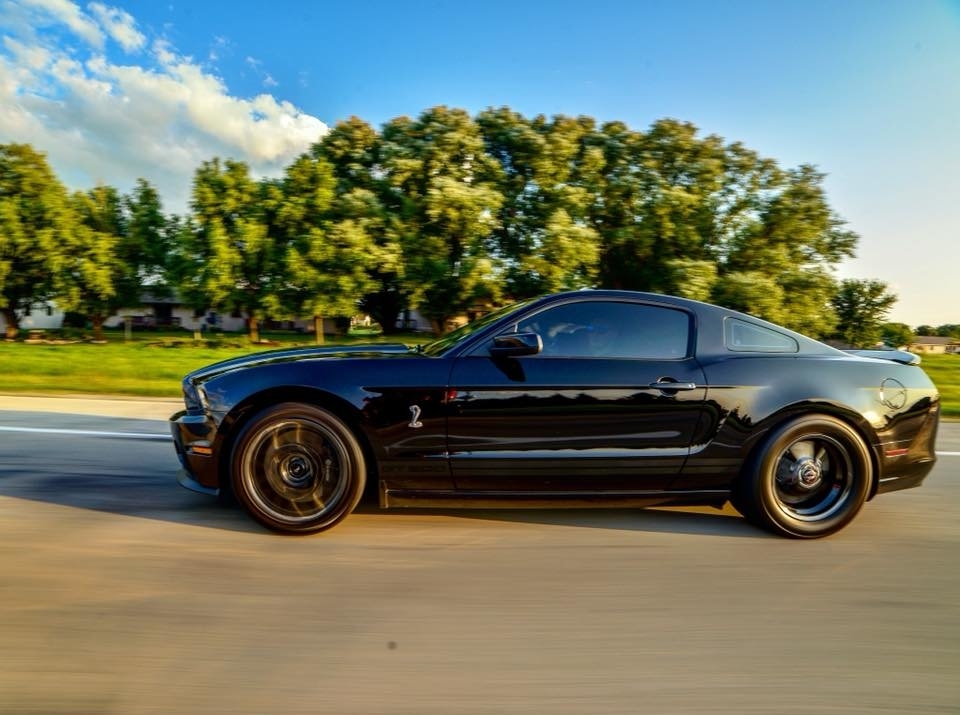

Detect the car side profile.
[{"left": 170, "top": 290, "right": 939, "bottom": 538}]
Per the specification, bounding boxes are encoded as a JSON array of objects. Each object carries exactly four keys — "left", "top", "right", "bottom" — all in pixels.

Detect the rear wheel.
[
  {"left": 230, "top": 403, "right": 366, "bottom": 534},
  {"left": 738, "top": 415, "right": 872, "bottom": 538}
]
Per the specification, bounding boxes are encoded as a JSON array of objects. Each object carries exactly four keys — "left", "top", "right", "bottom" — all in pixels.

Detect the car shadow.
[
  {"left": 0, "top": 469, "right": 265, "bottom": 535},
  {"left": 351, "top": 499, "right": 769, "bottom": 538},
  {"left": 0, "top": 475, "right": 764, "bottom": 538}
]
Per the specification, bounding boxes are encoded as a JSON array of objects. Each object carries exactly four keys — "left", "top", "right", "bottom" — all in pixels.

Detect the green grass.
[
  {"left": 2, "top": 335, "right": 958, "bottom": 418},
  {"left": 914, "top": 353, "right": 960, "bottom": 418},
  {"left": 0, "top": 331, "right": 429, "bottom": 397}
]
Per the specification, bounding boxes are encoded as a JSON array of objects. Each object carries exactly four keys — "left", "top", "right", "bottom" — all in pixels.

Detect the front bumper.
[{"left": 170, "top": 409, "right": 220, "bottom": 494}]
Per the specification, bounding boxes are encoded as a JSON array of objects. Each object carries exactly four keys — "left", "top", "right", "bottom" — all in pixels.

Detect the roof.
[{"left": 911, "top": 336, "right": 959, "bottom": 345}]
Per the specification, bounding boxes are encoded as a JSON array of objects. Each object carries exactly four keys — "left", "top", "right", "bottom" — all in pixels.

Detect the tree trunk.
[
  {"left": 314, "top": 315, "right": 324, "bottom": 345},
  {"left": 377, "top": 311, "right": 402, "bottom": 334},
  {"left": 248, "top": 316, "right": 260, "bottom": 343},
  {"left": 362, "top": 288, "right": 404, "bottom": 335},
  {"left": 430, "top": 318, "right": 448, "bottom": 336},
  {"left": 3, "top": 309, "right": 19, "bottom": 340},
  {"left": 92, "top": 315, "right": 105, "bottom": 342}
]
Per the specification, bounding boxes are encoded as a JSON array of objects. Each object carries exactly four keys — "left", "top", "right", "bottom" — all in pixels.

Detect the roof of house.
[{"left": 911, "top": 335, "right": 959, "bottom": 345}]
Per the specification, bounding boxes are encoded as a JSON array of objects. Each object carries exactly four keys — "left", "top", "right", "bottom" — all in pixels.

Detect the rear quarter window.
[{"left": 725, "top": 318, "right": 799, "bottom": 353}]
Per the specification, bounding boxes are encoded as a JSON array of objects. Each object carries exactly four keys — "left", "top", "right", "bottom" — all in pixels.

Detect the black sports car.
[{"left": 170, "top": 290, "right": 939, "bottom": 538}]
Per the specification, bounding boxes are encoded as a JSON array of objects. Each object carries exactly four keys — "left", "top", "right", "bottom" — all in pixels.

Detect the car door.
[{"left": 446, "top": 298, "right": 708, "bottom": 492}]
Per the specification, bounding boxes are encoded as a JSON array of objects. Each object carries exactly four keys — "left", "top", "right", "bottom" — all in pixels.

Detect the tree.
[
  {"left": 380, "top": 107, "right": 503, "bottom": 333},
  {"left": 881, "top": 322, "right": 915, "bottom": 348},
  {"left": 125, "top": 179, "right": 172, "bottom": 291},
  {"left": 711, "top": 271, "right": 786, "bottom": 325},
  {"left": 274, "top": 153, "right": 377, "bottom": 342},
  {"left": 59, "top": 186, "right": 126, "bottom": 341},
  {"left": 773, "top": 269, "right": 837, "bottom": 339},
  {"left": 830, "top": 279, "right": 898, "bottom": 347},
  {"left": 717, "top": 163, "right": 856, "bottom": 336},
  {"left": 56, "top": 181, "right": 171, "bottom": 340},
  {"left": 0, "top": 144, "right": 72, "bottom": 338},
  {"left": 583, "top": 119, "right": 851, "bottom": 338},
  {"left": 665, "top": 259, "right": 717, "bottom": 303},
  {"left": 478, "top": 109, "right": 601, "bottom": 298},
  {"left": 935, "top": 324, "right": 960, "bottom": 339},
  {"left": 597, "top": 119, "right": 728, "bottom": 293},
  {"left": 177, "top": 158, "right": 280, "bottom": 342},
  {"left": 310, "top": 117, "right": 406, "bottom": 334}
]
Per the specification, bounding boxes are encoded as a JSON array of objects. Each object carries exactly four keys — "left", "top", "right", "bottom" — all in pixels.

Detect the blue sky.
[{"left": 1, "top": 0, "right": 958, "bottom": 326}]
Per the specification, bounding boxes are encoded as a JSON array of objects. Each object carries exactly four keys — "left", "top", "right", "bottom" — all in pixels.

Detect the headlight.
[{"left": 182, "top": 379, "right": 206, "bottom": 412}]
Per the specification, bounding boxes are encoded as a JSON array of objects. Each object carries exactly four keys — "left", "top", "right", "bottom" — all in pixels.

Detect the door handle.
[{"left": 647, "top": 379, "right": 698, "bottom": 391}]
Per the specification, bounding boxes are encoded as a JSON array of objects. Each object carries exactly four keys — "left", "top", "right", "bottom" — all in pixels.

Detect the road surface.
[{"left": 0, "top": 399, "right": 957, "bottom": 714}]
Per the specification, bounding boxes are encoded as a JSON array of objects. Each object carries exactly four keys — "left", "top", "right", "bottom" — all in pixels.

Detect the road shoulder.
[{"left": 0, "top": 394, "right": 179, "bottom": 421}]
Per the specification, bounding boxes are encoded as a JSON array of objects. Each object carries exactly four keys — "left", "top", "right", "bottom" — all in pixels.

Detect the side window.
[
  {"left": 724, "top": 318, "right": 799, "bottom": 353},
  {"left": 516, "top": 301, "right": 690, "bottom": 359}
]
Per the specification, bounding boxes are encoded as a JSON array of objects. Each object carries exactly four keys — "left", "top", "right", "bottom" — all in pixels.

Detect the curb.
[{"left": 0, "top": 393, "right": 180, "bottom": 421}]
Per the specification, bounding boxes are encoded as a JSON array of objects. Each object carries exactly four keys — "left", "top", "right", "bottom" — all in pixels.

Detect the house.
[
  {"left": 0, "top": 302, "right": 65, "bottom": 332},
  {"left": 908, "top": 336, "right": 960, "bottom": 354}
]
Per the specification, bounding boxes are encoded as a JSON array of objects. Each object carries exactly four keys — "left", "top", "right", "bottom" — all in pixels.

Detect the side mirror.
[{"left": 489, "top": 332, "right": 542, "bottom": 358}]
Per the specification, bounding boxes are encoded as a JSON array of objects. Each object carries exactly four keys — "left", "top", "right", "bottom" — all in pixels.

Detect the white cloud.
[
  {"left": 2, "top": 36, "right": 51, "bottom": 70},
  {"left": 21, "top": 0, "right": 104, "bottom": 48},
  {"left": 208, "top": 35, "right": 228, "bottom": 63},
  {"left": 88, "top": 2, "right": 145, "bottom": 53},
  {"left": 0, "top": 1, "right": 328, "bottom": 213}
]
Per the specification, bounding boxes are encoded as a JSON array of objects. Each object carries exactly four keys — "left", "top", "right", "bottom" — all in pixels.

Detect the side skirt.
[{"left": 380, "top": 486, "right": 730, "bottom": 510}]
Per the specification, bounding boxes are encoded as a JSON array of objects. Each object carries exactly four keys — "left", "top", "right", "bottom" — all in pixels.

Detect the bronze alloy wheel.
[{"left": 231, "top": 403, "right": 366, "bottom": 534}]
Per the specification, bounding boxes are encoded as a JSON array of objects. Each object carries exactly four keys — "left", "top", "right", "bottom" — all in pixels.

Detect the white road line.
[
  {"left": 936, "top": 451, "right": 960, "bottom": 456},
  {"left": 0, "top": 425, "right": 170, "bottom": 441}
]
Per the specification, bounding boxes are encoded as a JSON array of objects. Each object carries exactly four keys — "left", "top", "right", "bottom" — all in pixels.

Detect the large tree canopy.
[{"left": 4, "top": 106, "right": 910, "bottom": 340}]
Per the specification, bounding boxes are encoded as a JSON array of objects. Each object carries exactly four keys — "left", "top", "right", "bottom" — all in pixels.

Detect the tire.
[
  {"left": 230, "top": 403, "right": 366, "bottom": 534},
  {"left": 739, "top": 415, "right": 872, "bottom": 539}
]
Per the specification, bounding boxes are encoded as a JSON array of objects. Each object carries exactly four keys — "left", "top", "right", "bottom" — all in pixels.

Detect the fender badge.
[{"left": 408, "top": 405, "right": 423, "bottom": 429}]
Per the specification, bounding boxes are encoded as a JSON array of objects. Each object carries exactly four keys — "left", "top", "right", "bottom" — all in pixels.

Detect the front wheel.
[
  {"left": 230, "top": 403, "right": 366, "bottom": 534},
  {"left": 738, "top": 415, "right": 872, "bottom": 538}
]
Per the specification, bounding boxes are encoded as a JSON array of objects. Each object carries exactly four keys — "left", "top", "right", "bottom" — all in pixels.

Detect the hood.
[{"left": 186, "top": 343, "right": 415, "bottom": 383}]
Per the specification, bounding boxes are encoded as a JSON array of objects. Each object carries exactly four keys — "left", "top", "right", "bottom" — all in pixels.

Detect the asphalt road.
[{"left": 0, "top": 402, "right": 957, "bottom": 715}]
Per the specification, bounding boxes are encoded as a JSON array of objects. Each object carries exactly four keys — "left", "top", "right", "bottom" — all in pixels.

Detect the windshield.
[{"left": 418, "top": 298, "right": 537, "bottom": 356}]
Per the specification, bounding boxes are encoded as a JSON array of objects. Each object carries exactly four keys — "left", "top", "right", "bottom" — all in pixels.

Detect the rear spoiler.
[{"left": 844, "top": 349, "right": 921, "bottom": 366}]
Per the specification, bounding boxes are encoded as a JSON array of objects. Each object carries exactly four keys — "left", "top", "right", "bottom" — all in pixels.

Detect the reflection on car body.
[{"left": 170, "top": 290, "right": 939, "bottom": 538}]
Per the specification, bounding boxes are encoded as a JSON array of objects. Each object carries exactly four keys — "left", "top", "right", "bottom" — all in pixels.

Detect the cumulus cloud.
[
  {"left": 0, "top": 0, "right": 328, "bottom": 212},
  {"left": 22, "top": 0, "right": 104, "bottom": 48},
  {"left": 88, "top": 2, "right": 145, "bottom": 52}
]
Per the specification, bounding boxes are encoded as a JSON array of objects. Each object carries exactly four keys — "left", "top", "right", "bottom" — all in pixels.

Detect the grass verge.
[
  {"left": 914, "top": 353, "right": 960, "bottom": 418},
  {"left": 2, "top": 334, "right": 958, "bottom": 417},
  {"left": 0, "top": 331, "right": 427, "bottom": 398}
]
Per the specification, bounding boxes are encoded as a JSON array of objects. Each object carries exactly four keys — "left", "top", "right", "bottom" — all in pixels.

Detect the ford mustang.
[{"left": 170, "top": 290, "right": 939, "bottom": 538}]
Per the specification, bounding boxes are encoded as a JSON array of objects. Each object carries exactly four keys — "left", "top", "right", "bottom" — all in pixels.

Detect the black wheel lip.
[
  {"left": 750, "top": 415, "right": 872, "bottom": 539},
  {"left": 240, "top": 417, "right": 352, "bottom": 526},
  {"left": 771, "top": 432, "right": 854, "bottom": 523}
]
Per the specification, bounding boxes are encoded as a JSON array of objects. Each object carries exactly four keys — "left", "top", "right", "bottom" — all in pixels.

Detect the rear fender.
[{"left": 738, "top": 403, "right": 881, "bottom": 500}]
